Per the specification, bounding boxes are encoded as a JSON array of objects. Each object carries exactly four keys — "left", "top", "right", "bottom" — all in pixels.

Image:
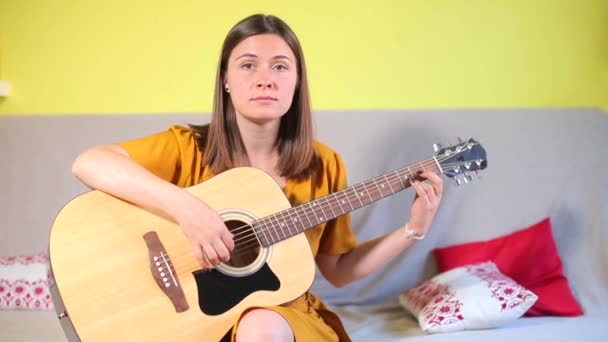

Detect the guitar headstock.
[{"left": 434, "top": 138, "right": 487, "bottom": 185}]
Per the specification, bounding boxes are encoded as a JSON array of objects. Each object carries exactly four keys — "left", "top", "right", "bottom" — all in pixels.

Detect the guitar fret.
[
  {"left": 309, "top": 201, "right": 320, "bottom": 225},
  {"left": 301, "top": 203, "right": 314, "bottom": 230},
  {"left": 326, "top": 196, "right": 337, "bottom": 218},
  {"left": 346, "top": 191, "right": 355, "bottom": 210},
  {"left": 277, "top": 212, "right": 287, "bottom": 240},
  {"left": 270, "top": 215, "right": 279, "bottom": 243},
  {"left": 268, "top": 215, "right": 279, "bottom": 243},
  {"left": 287, "top": 209, "right": 303, "bottom": 234},
  {"left": 283, "top": 213, "right": 291, "bottom": 237},
  {"left": 336, "top": 195, "right": 345, "bottom": 215},
  {"left": 339, "top": 193, "right": 349, "bottom": 214},
  {"left": 317, "top": 200, "right": 329, "bottom": 223},
  {"left": 353, "top": 186, "right": 365, "bottom": 207},
  {"left": 288, "top": 210, "right": 300, "bottom": 235},
  {"left": 259, "top": 219, "right": 269, "bottom": 246},
  {"left": 372, "top": 178, "right": 384, "bottom": 199},
  {"left": 384, "top": 174, "right": 395, "bottom": 193},
  {"left": 395, "top": 170, "right": 406, "bottom": 188},
  {"left": 273, "top": 215, "right": 283, "bottom": 242},
  {"left": 338, "top": 189, "right": 354, "bottom": 211},
  {"left": 357, "top": 185, "right": 367, "bottom": 205},
  {"left": 266, "top": 217, "right": 277, "bottom": 244},
  {"left": 351, "top": 187, "right": 358, "bottom": 205},
  {"left": 335, "top": 193, "right": 346, "bottom": 214},
  {"left": 407, "top": 166, "right": 415, "bottom": 180},
  {"left": 365, "top": 183, "right": 373, "bottom": 202}
]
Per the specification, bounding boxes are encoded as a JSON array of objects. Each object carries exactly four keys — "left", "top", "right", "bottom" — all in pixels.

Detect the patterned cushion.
[
  {"left": 434, "top": 217, "right": 583, "bottom": 316},
  {"left": 0, "top": 254, "right": 54, "bottom": 310},
  {"left": 399, "top": 261, "right": 537, "bottom": 333}
]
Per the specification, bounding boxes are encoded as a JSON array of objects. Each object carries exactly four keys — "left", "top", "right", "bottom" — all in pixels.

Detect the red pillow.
[{"left": 433, "top": 217, "right": 583, "bottom": 316}]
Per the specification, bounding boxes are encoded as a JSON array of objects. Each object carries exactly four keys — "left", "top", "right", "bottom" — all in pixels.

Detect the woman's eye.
[
  {"left": 242, "top": 63, "right": 254, "bottom": 70},
  {"left": 274, "top": 64, "right": 288, "bottom": 71}
]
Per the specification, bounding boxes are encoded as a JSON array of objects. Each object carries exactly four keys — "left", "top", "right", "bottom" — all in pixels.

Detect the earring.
[{"left": 224, "top": 85, "right": 230, "bottom": 93}]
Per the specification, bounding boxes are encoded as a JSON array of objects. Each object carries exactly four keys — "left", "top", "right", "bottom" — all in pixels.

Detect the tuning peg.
[
  {"left": 433, "top": 143, "right": 442, "bottom": 152},
  {"left": 455, "top": 178, "right": 463, "bottom": 186}
]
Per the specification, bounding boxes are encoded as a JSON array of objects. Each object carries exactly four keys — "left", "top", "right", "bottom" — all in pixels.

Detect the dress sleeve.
[
  {"left": 117, "top": 125, "right": 201, "bottom": 187},
  {"left": 317, "top": 152, "right": 359, "bottom": 255}
]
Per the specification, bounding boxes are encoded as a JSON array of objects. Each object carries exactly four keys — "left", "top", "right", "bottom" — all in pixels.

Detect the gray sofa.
[{"left": 1, "top": 108, "right": 607, "bottom": 341}]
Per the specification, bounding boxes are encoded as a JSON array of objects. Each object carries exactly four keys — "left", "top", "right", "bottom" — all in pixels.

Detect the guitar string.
[
  {"left": 182, "top": 157, "right": 437, "bottom": 255},
  {"left": 164, "top": 158, "right": 479, "bottom": 269},
  {"left": 162, "top": 159, "right": 439, "bottom": 268},
  {"left": 166, "top": 156, "right": 481, "bottom": 268},
  {"left": 228, "top": 157, "right": 476, "bottom": 243},
  {"left": 228, "top": 159, "right": 479, "bottom": 243},
  {"left": 166, "top": 158, "right": 480, "bottom": 270},
  {"left": 225, "top": 160, "right": 481, "bottom": 254},
  {"left": 229, "top": 157, "right": 442, "bottom": 241}
]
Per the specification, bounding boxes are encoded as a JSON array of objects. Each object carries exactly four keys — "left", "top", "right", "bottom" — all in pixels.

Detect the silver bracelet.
[{"left": 404, "top": 223, "right": 426, "bottom": 240}]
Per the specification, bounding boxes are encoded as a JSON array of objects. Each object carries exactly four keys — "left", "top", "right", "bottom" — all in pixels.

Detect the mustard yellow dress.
[{"left": 119, "top": 125, "right": 358, "bottom": 341}]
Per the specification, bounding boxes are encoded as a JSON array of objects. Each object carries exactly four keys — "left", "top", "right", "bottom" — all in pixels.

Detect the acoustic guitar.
[{"left": 48, "top": 138, "right": 487, "bottom": 341}]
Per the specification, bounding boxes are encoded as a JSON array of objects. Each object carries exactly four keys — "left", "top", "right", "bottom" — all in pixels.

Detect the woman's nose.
[
  {"left": 256, "top": 69, "right": 273, "bottom": 89},
  {"left": 256, "top": 80, "right": 272, "bottom": 89}
]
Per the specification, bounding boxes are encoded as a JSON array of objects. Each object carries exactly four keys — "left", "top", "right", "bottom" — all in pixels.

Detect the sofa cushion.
[
  {"left": 399, "top": 261, "right": 537, "bottom": 333},
  {"left": 433, "top": 217, "right": 583, "bottom": 316},
  {"left": 0, "top": 253, "right": 53, "bottom": 310}
]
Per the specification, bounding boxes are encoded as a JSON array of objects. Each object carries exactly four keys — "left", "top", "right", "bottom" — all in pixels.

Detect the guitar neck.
[{"left": 254, "top": 157, "right": 441, "bottom": 247}]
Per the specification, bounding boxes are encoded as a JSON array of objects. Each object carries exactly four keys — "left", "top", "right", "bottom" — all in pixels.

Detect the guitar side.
[{"left": 49, "top": 167, "right": 316, "bottom": 341}]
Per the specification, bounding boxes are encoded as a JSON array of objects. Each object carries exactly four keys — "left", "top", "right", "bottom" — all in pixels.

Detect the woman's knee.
[{"left": 235, "top": 309, "right": 294, "bottom": 342}]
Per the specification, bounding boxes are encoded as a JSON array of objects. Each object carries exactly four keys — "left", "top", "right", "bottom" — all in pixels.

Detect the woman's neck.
[
  {"left": 236, "top": 115, "right": 280, "bottom": 160},
  {"left": 235, "top": 116, "right": 287, "bottom": 185}
]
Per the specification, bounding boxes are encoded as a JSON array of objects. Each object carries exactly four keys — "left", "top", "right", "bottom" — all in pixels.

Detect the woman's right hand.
[{"left": 175, "top": 194, "right": 235, "bottom": 270}]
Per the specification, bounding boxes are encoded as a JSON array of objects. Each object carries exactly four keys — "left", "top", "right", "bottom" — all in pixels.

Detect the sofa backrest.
[{"left": 1, "top": 108, "right": 606, "bottom": 314}]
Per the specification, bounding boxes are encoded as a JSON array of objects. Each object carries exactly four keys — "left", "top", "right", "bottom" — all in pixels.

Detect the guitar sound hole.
[{"left": 225, "top": 220, "right": 260, "bottom": 268}]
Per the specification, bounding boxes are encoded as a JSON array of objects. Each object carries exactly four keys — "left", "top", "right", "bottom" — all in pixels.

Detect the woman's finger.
[
  {"left": 213, "top": 240, "right": 231, "bottom": 263},
  {"left": 191, "top": 242, "right": 214, "bottom": 270},
  {"left": 412, "top": 180, "right": 432, "bottom": 207},
  {"left": 421, "top": 181, "right": 438, "bottom": 205},
  {"left": 221, "top": 230, "right": 235, "bottom": 252},
  {"left": 421, "top": 171, "right": 443, "bottom": 199},
  {"left": 202, "top": 242, "right": 220, "bottom": 265}
]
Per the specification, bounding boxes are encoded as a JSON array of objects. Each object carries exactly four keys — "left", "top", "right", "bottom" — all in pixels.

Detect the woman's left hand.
[{"left": 408, "top": 171, "right": 443, "bottom": 235}]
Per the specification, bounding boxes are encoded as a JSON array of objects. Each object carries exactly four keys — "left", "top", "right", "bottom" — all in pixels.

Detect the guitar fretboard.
[{"left": 253, "top": 157, "right": 441, "bottom": 247}]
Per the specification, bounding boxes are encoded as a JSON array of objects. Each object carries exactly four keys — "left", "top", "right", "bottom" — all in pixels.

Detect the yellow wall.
[{"left": 0, "top": 0, "right": 606, "bottom": 115}]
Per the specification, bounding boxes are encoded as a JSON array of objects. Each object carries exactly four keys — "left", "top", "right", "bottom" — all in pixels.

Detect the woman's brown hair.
[{"left": 191, "top": 14, "right": 319, "bottom": 179}]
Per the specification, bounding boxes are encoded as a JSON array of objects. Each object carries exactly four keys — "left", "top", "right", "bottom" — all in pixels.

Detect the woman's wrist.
[
  {"left": 404, "top": 222, "right": 426, "bottom": 240},
  {"left": 164, "top": 186, "right": 203, "bottom": 224}
]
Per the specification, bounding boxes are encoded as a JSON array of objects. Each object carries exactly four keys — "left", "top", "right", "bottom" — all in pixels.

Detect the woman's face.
[{"left": 224, "top": 34, "right": 298, "bottom": 125}]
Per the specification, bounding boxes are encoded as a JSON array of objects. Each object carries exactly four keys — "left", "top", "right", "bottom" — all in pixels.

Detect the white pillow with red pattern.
[
  {"left": 399, "top": 261, "right": 537, "bottom": 333},
  {"left": 0, "top": 253, "right": 54, "bottom": 310}
]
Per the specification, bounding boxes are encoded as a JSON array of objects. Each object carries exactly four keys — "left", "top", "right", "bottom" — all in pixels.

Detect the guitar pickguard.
[{"left": 194, "top": 263, "right": 280, "bottom": 315}]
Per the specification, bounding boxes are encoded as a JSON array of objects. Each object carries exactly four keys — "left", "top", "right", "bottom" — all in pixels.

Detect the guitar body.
[{"left": 49, "top": 167, "right": 316, "bottom": 341}]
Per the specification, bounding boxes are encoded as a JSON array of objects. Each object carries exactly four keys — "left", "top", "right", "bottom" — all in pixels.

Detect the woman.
[{"left": 72, "top": 13, "right": 443, "bottom": 342}]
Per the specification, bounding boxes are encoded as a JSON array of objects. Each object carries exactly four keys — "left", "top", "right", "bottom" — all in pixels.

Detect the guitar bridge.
[{"left": 143, "top": 231, "right": 189, "bottom": 312}]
